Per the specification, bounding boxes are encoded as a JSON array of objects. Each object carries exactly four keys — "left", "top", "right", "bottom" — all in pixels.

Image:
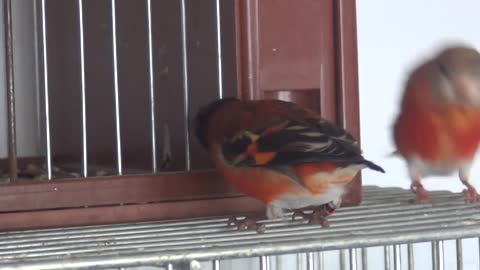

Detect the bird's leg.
[
  {"left": 409, "top": 168, "right": 431, "bottom": 203},
  {"left": 227, "top": 216, "right": 266, "bottom": 234},
  {"left": 459, "top": 166, "right": 480, "bottom": 203}
]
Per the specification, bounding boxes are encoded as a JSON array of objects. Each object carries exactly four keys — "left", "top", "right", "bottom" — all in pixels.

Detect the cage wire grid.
[
  {"left": 0, "top": 186, "right": 478, "bottom": 270},
  {"left": 3, "top": 0, "right": 480, "bottom": 270}
]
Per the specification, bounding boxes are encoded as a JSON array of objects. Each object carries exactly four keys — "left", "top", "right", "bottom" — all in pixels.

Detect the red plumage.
[
  {"left": 195, "top": 98, "right": 384, "bottom": 232},
  {"left": 393, "top": 44, "right": 480, "bottom": 203}
]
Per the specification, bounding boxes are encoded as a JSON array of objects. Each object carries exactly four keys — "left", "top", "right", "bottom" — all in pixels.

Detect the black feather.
[{"left": 193, "top": 97, "right": 239, "bottom": 148}]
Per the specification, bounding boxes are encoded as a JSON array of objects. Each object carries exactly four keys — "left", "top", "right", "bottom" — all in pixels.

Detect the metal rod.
[
  {"left": 215, "top": 0, "right": 223, "bottom": 98},
  {"left": 384, "top": 246, "right": 391, "bottom": 270},
  {"left": 260, "top": 256, "right": 270, "bottom": 270},
  {"left": 3, "top": 0, "right": 17, "bottom": 182},
  {"left": 33, "top": 0, "right": 43, "bottom": 157},
  {"left": 393, "top": 245, "right": 401, "bottom": 270},
  {"left": 212, "top": 259, "right": 220, "bottom": 270},
  {"left": 167, "top": 264, "right": 173, "bottom": 270},
  {"left": 361, "top": 248, "right": 368, "bottom": 270},
  {"left": 318, "top": 252, "right": 324, "bottom": 270},
  {"left": 340, "top": 249, "right": 347, "bottom": 270},
  {"left": 432, "top": 240, "right": 444, "bottom": 270},
  {"left": 456, "top": 239, "right": 462, "bottom": 270},
  {"left": 349, "top": 248, "right": 357, "bottom": 270},
  {"left": 180, "top": 0, "right": 191, "bottom": 171},
  {"left": 296, "top": 253, "right": 303, "bottom": 270},
  {"left": 110, "top": 0, "right": 122, "bottom": 175},
  {"left": 306, "top": 252, "right": 314, "bottom": 270},
  {"left": 407, "top": 244, "right": 414, "bottom": 270},
  {"left": 146, "top": 0, "right": 157, "bottom": 173},
  {"left": 77, "top": 0, "right": 88, "bottom": 177},
  {"left": 40, "top": 0, "right": 52, "bottom": 180}
]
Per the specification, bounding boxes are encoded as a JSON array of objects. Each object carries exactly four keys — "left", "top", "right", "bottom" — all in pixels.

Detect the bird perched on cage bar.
[
  {"left": 194, "top": 98, "right": 385, "bottom": 233},
  {"left": 393, "top": 44, "right": 480, "bottom": 204}
]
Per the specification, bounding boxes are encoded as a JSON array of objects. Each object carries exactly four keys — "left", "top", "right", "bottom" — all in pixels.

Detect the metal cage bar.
[
  {"left": 349, "top": 248, "right": 357, "bottom": 270},
  {"left": 180, "top": 0, "right": 191, "bottom": 171},
  {"left": 407, "top": 243, "right": 414, "bottom": 270},
  {"left": 215, "top": 0, "right": 223, "bottom": 99},
  {"left": 40, "top": 0, "right": 53, "bottom": 180},
  {"left": 146, "top": 0, "right": 157, "bottom": 174},
  {"left": 110, "top": 0, "right": 123, "bottom": 175},
  {"left": 260, "top": 255, "right": 270, "bottom": 270},
  {"left": 393, "top": 245, "right": 401, "bottom": 270},
  {"left": 306, "top": 252, "right": 314, "bottom": 270},
  {"left": 77, "top": 0, "right": 88, "bottom": 178},
  {"left": 3, "top": 0, "right": 17, "bottom": 182},
  {"left": 456, "top": 239, "right": 462, "bottom": 270},
  {"left": 384, "top": 245, "right": 391, "bottom": 270}
]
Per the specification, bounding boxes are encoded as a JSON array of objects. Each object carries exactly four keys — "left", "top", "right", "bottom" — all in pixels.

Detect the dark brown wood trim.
[
  {"left": 0, "top": 196, "right": 265, "bottom": 232},
  {"left": 0, "top": 171, "right": 241, "bottom": 212},
  {"left": 334, "top": 0, "right": 362, "bottom": 205},
  {"left": 318, "top": 0, "right": 337, "bottom": 123},
  {"left": 234, "top": 0, "right": 260, "bottom": 100}
]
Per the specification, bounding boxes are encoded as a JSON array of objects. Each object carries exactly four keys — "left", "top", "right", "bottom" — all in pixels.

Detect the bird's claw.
[
  {"left": 292, "top": 203, "right": 336, "bottom": 228},
  {"left": 228, "top": 216, "right": 266, "bottom": 234},
  {"left": 411, "top": 183, "right": 432, "bottom": 204},
  {"left": 463, "top": 187, "right": 480, "bottom": 203}
]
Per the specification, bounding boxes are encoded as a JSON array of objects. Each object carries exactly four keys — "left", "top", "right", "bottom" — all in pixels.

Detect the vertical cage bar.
[
  {"left": 340, "top": 250, "right": 348, "bottom": 270},
  {"left": 215, "top": 0, "right": 223, "bottom": 98},
  {"left": 77, "top": 0, "right": 88, "bottom": 177},
  {"left": 407, "top": 244, "right": 414, "bottom": 270},
  {"left": 33, "top": 0, "right": 43, "bottom": 156},
  {"left": 318, "top": 252, "right": 324, "bottom": 270},
  {"left": 384, "top": 246, "right": 392, "bottom": 270},
  {"left": 393, "top": 245, "right": 401, "bottom": 270},
  {"left": 146, "top": 0, "right": 157, "bottom": 173},
  {"left": 432, "top": 241, "right": 444, "bottom": 270},
  {"left": 3, "top": 0, "right": 17, "bottom": 182},
  {"left": 180, "top": 0, "right": 191, "bottom": 171},
  {"left": 456, "top": 239, "right": 463, "bottom": 270},
  {"left": 361, "top": 248, "right": 368, "bottom": 270},
  {"left": 306, "top": 252, "right": 314, "bottom": 270},
  {"left": 349, "top": 249, "right": 358, "bottom": 270},
  {"left": 260, "top": 256, "right": 270, "bottom": 270},
  {"left": 167, "top": 264, "right": 173, "bottom": 270},
  {"left": 110, "top": 0, "right": 122, "bottom": 175},
  {"left": 40, "top": 0, "right": 52, "bottom": 180},
  {"left": 212, "top": 259, "right": 220, "bottom": 270}
]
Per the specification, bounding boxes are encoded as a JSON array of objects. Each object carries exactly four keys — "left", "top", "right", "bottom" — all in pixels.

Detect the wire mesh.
[{"left": 0, "top": 186, "right": 477, "bottom": 269}]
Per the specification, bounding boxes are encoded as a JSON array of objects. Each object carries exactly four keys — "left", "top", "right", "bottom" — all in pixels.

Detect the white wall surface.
[
  {"left": 0, "top": 0, "right": 39, "bottom": 159},
  {"left": 357, "top": 0, "right": 480, "bottom": 269}
]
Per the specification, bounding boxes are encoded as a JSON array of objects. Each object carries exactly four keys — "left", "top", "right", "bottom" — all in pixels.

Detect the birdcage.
[{"left": 1, "top": 0, "right": 479, "bottom": 269}]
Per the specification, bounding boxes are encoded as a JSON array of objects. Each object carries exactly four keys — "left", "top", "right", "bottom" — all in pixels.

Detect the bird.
[
  {"left": 194, "top": 97, "right": 385, "bottom": 232},
  {"left": 393, "top": 44, "right": 480, "bottom": 203}
]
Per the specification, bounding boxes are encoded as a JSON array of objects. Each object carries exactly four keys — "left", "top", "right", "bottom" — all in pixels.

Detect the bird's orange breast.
[{"left": 394, "top": 104, "right": 480, "bottom": 163}]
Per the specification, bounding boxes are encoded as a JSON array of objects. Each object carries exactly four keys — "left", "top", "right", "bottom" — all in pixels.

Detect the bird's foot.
[
  {"left": 227, "top": 216, "right": 266, "bottom": 234},
  {"left": 292, "top": 203, "right": 337, "bottom": 228},
  {"left": 410, "top": 182, "right": 431, "bottom": 204},
  {"left": 463, "top": 186, "right": 480, "bottom": 203}
]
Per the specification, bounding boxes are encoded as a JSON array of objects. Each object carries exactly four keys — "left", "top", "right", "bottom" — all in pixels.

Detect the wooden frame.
[{"left": 0, "top": 0, "right": 361, "bottom": 231}]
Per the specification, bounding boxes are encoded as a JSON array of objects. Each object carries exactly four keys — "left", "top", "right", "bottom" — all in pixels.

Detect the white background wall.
[
  {"left": 357, "top": 0, "right": 480, "bottom": 269},
  {"left": 1, "top": 0, "right": 480, "bottom": 269}
]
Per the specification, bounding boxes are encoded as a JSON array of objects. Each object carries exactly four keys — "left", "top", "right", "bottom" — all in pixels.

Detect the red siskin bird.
[
  {"left": 393, "top": 44, "right": 480, "bottom": 203},
  {"left": 194, "top": 98, "right": 385, "bottom": 232}
]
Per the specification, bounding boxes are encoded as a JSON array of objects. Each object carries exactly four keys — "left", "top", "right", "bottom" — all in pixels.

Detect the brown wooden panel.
[
  {"left": 333, "top": 1, "right": 362, "bottom": 205},
  {"left": 186, "top": 0, "right": 221, "bottom": 170},
  {"left": 258, "top": 0, "right": 334, "bottom": 92},
  {"left": 45, "top": 0, "right": 82, "bottom": 173},
  {"left": 219, "top": 0, "right": 239, "bottom": 100},
  {"left": 151, "top": 0, "right": 187, "bottom": 171},
  {"left": 0, "top": 196, "right": 264, "bottom": 232},
  {"left": 0, "top": 171, "right": 240, "bottom": 212},
  {"left": 116, "top": 0, "right": 152, "bottom": 171},
  {"left": 83, "top": 0, "right": 117, "bottom": 170},
  {"left": 264, "top": 90, "right": 320, "bottom": 112},
  {"left": 234, "top": 0, "right": 260, "bottom": 100}
]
